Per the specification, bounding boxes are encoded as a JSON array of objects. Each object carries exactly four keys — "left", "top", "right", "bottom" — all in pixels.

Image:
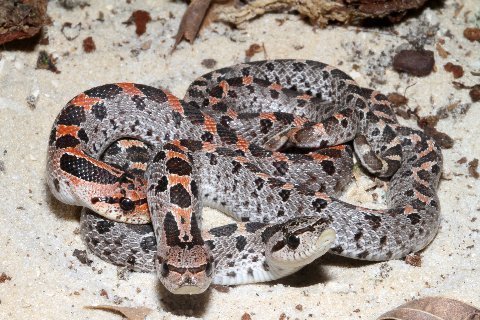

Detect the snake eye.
[
  {"left": 161, "top": 262, "right": 170, "bottom": 277},
  {"left": 119, "top": 197, "right": 135, "bottom": 211},
  {"left": 205, "top": 261, "right": 213, "bottom": 277},
  {"left": 286, "top": 234, "right": 300, "bottom": 249}
]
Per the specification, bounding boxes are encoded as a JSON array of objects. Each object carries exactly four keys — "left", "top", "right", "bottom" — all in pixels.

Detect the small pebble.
[
  {"left": 393, "top": 50, "right": 435, "bottom": 76},
  {"left": 464, "top": 27, "right": 480, "bottom": 42}
]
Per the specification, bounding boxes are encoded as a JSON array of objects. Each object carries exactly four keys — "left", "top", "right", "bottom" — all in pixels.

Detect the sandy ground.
[{"left": 0, "top": 0, "right": 479, "bottom": 319}]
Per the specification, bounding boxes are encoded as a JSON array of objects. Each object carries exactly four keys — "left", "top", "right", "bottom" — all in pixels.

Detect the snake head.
[
  {"left": 266, "top": 216, "right": 336, "bottom": 268},
  {"left": 89, "top": 174, "right": 150, "bottom": 224},
  {"left": 156, "top": 244, "right": 214, "bottom": 295}
]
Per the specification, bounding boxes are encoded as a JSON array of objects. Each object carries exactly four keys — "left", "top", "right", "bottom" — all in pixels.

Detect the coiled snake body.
[{"left": 47, "top": 60, "right": 442, "bottom": 294}]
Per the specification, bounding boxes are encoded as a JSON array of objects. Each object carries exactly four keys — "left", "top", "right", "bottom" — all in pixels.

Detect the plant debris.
[
  {"left": 387, "top": 92, "right": 408, "bottom": 106},
  {"left": 83, "top": 36, "right": 96, "bottom": 53},
  {"left": 211, "top": 284, "right": 230, "bottom": 293},
  {"left": 392, "top": 50, "right": 435, "bottom": 77},
  {"left": 378, "top": 297, "right": 480, "bottom": 320},
  {"left": 73, "top": 249, "right": 92, "bottom": 265},
  {"left": 444, "top": 62, "right": 464, "bottom": 78},
  {"left": 416, "top": 115, "right": 454, "bottom": 149},
  {"left": 435, "top": 42, "right": 450, "bottom": 58},
  {"left": 245, "top": 43, "right": 264, "bottom": 58},
  {"left": 61, "top": 22, "right": 82, "bottom": 41},
  {"left": 464, "top": 27, "right": 480, "bottom": 42},
  {"left": 124, "top": 10, "right": 152, "bottom": 36},
  {"left": 173, "top": 0, "right": 212, "bottom": 50},
  {"left": 85, "top": 305, "right": 152, "bottom": 320},
  {"left": 214, "top": 0, "right": 429, "bottom": 28},
  {"left": 0, "top": 272, "right": 12, "bottom": 283},
  {"left": 201, "top": 58, "right": 217, "bottom": 69},
  {"left": 36, "top": 50, "right": 60, "bottom": 74},
  {"left": 452, "top": 81, "right": 480, "bottom": 103},
  {"left": 405, "top": 253, "right": 422, "bottom": 267},
  {"left": 241, "top": 312, "right": 252, "bottom": 320},
  {"left": 0, "top": 0, "right": 49, "bottom": 45},
  {"left": 468, "top": 159, "right": 479, "bottom": 179}
]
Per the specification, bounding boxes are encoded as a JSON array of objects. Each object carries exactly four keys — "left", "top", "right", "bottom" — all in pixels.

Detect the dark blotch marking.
[
  {"left": 55, "top": 135, "right": 80, "bottom": 149},
  {"left": 354, "top": 231, "right": 363, "bottom": 241},
  {"left": 183, "top": 103, "right": 205, "bottom": 125},
  {"left": 134, "top": 84, "right": 168, "bottom": 103},
  {"left": 273, "top": 112, "right": 295, "bottom": 124},
  {"left": 231, "top": 160, "right": 242, "bottom": 174},
  {"left": 180, "top": 139, "right": 204, "bottom": 152},
  {"left": 57, "top": 105, "right": 86, "bottom": 126},
  {"left": 407, "top": 213, "right": 421, "bottom": 225},
  {"left": 312, "top": 198, "right": 328, "bottom": 212},
  {"left": 278, "top": 189, "right": 291, "bottom": 202},
  {"left": 190, "top": 180, "right": 198, "bottom": 198},
  {"left": 357, "top": 250, "right": 369, "bottom": 259},
  {"left": 91, "top": 101, "right": 106, "bottom": 120},
  {"left": 245, "top": 222, "right": 266, "bottom": 233},
  {"left": 201, "top": 131, "right": 214, "bottom": 143},
  {"left": 77, "top": 128, "right": 89, "bottom": 143},
  {"left": 131, "top": 95, "right": 146, "bottom": 110},
  {"left": 164, "top": 212, "right": 181, "bottom": 247},
  {"left": 154, "top": 176, "right": 168, "bottom": 194},
  {"left": 364, "top": 213, "right": 382, "bottom": 230},
  {"left": 169, "top": 184, "right": 191, "bottom": 208},
  {"left": 273, "top": 161, "right": 289, "bottom": 175},
  {"left": 254, "top": 178, "right": 264, "bottom": 190},
  {"left": 209, "top": 86, "right": 224, "bottom": 99},
  {"left": 60, "top": 153, "right": 118, "bottom": 184},
  {"left": 84, "top": 84, "right": 123, "bottom": 99},
  {"left": 152, "top": 151, "right": 166, "bottom": 163},
  {"left": 166, "top": 157, "right": 192, "bottom": 176},
  {"left": 259, "top": 119, "right": 273, "bottom": 134},
  {"left": 271, "top": 240, "right": 286, "bottom": 252},
  {"left": 380, "top": 236, "right": 387, "bottom": 246},
  {"left": 235, "top": 235, "right": 247, "bottom": 251},
  {"left": 261, "top": 224, "right": 282, "bottom": 243},
  {"left": 96, "top": 220, "right": 115, "bottom": 234},
  {"left": 212, "top": 102, "right": 228, "bottom": 113},
  {"left": 320, "top": 160, "right": 335, "bottom": 175},
  {"left": 209, "top": 224, "right": 238, "bottom": 237},
  {"left": 270, "top": 89, "right": 280, "bottom": 100},
  {"left": 140, "top": 236, "right": 156, "bottom": 252}
]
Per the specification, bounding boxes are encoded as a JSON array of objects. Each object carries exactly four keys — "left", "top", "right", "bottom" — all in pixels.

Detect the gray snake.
[{"left": 46, "top": 60, "right": 442, "bottom": 294}]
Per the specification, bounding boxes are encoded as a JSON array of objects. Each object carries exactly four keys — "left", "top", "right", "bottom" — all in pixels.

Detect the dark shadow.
[
  {"left": 1, "top": 31, "right": 43, "bottom": 52},
  {"left": 45, "top": 183, "right": 81, "bottom": 223},
  {"left": 158, "top": 283, "right": 211, "bottom": 317},
  {"left": 273, "top": 257, "right": 331, "bottom": 288},
  {"left": 272, "top": 253, "right": 377, "bottom": 288}
]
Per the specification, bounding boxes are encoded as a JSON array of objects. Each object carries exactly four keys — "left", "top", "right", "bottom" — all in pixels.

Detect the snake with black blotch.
[{"left": 47, "top": 60, "right": 442, "bottom": 294}]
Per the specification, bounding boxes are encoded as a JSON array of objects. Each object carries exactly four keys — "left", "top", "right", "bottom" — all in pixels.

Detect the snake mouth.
[
  {"left": 170, "top": 284, "right": 208, "bottom": 295},
  {"left": 311, "top": 228, "right": 336, "bottom": 257}
]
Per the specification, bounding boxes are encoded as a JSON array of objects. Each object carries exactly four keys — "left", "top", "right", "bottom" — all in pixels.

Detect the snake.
[{"left": 47, "top": 60, "right": 442, "bottom": 295}]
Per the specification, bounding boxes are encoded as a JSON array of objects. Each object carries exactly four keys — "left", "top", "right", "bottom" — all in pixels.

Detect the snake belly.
[{"left": 47, "top": 60, "right": 442, "bottom": 294}]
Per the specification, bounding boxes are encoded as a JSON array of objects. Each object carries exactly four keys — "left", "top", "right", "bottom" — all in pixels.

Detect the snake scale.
[{"left": 47, "top": 60, "right": 442, "bottom": 294}]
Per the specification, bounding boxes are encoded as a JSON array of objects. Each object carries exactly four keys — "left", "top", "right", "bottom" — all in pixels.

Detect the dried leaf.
[
  {"left": 85, "top": 305, "right": 152, "bottom": 320},
  {"left": 378, "top": 297, "right": 480, "bottom": 320},
  {"left": 173, "top": 0, "right": 212, "bottom": 51}
]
